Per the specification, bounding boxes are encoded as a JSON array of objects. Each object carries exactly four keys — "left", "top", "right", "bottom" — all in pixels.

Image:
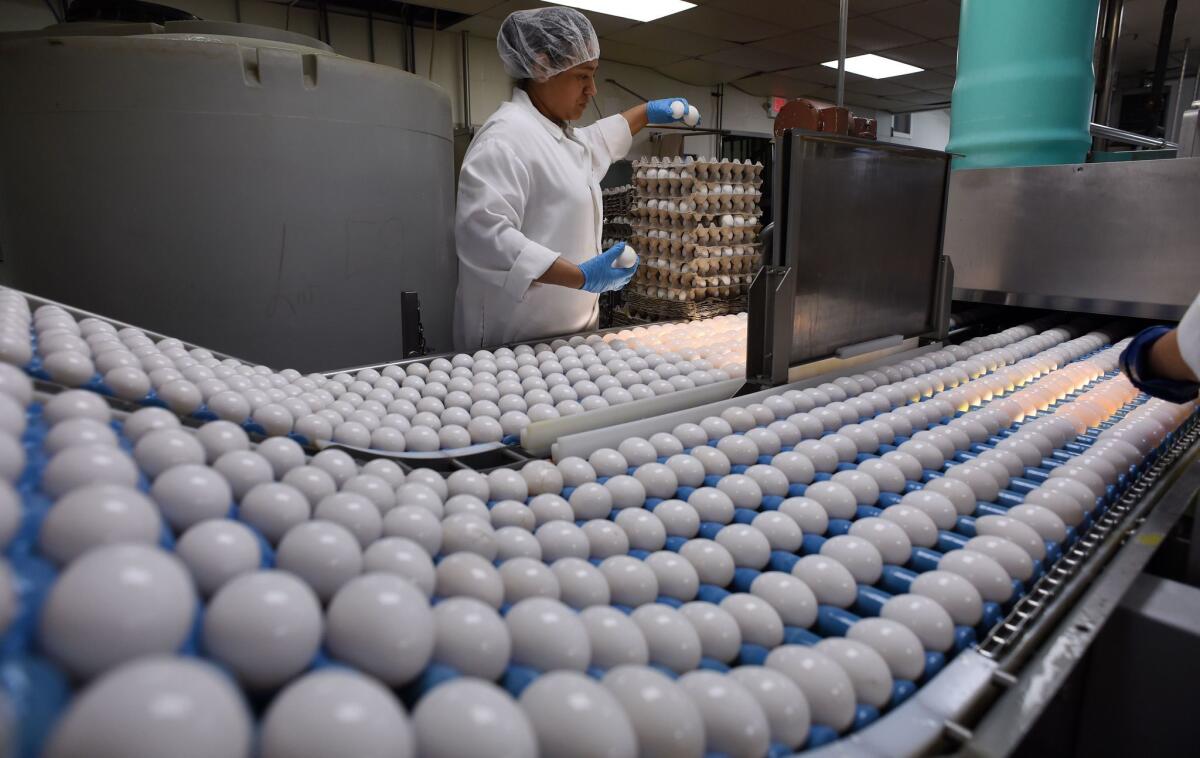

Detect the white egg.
[
  {"left": 602, "top": 666, "right": 705, "bottom": 757},
  {"left": 413, "top": 679, "right": 533, "bottom": 758},
  {"left": 519, "top": 672, "right": 636, "bottom": 757},
  {"left": 909, "top": 569, "right": 983, "bottom": 626},
  {"left": 880, "top": 593, "right": 955, "bottom": 652},
  {"left": 846, "top": 617, "right": 925, "bottom": 681},
  {"left": 815, "top": 637, "right": 894, "bottom": 707},
  {"left": 765, "top": 645, "right": 856, "bottom": 732},
  {"left": 260, "top": 670, "right": 414, "bottom": 758},
  {"left": 39, "top": 544, "right": 196, "bottom": 679},
  {"left": 45, "top": 657, "right": 252, "bottom": 758},
  {"left": 204, "top": 570, "right": 323, "bottom": 689},
  {"left": 430, "top": 597, "right": 512, "bottom": 680},
  {"left": 325, "top": 573, "right": 433, "bottom": 686}
]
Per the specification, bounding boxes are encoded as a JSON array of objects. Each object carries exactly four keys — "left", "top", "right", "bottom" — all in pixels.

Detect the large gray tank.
[{"left": 0, "top": 22, "right": 456, "bottom": 371}]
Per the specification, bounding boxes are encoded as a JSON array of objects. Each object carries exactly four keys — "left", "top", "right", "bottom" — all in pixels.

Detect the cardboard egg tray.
[
  {"left": 628, "top": 280, "right": 750, "bottom": 302},
  {"left": 633, "top": 179, "right": 763, "bottom": 200},
  {"left": 633, "top": 158, "right": 763, "bottom": 182},
  {"left": 633, "top": 264, "right": 757, "bottom": 290},
  {"left": 639, "top": 253, "right": 761, "bottom": 276},
  {"left": 632, "top": 225, "right": 762, "bottom": 249},
  {"left": 633, "top": 203, "right": 763, "bottom": 221},
  {"left": 690, "top": 160, "right": 764, "bottom": 182}
]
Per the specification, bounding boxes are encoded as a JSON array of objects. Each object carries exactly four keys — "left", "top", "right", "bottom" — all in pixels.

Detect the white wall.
[{"left": 880, "top": 108, "right": 951, "bottom": 152}]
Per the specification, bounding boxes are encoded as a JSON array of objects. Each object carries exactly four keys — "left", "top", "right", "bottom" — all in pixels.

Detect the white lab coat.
[{"left": 453, "top": 88, "right": 633, "bottom": 351}]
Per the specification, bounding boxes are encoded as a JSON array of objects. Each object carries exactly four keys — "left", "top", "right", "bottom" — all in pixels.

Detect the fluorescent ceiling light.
[
  {"left": 821, "top": 54, "right": 923, "bottom": 79},
  {"left": 543, "top": 0, "right": 696, "bottom": 23}
]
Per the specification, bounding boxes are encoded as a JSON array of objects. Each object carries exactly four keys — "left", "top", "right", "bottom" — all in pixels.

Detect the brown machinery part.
[
  {"left": 773, "top": 98, "right": 821, "bottom": 138},
  {"left": 851, "top": 116, "right": 878, "bottom": 139},
  {"left": 774, "top": 98, "right": 877, "bottom": 140}
]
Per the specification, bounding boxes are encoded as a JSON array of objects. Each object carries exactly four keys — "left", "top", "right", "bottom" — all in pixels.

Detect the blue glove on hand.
[
  {"left": 578, "top": 242, "right": 638, "bottom": 294},
  {"left": 647, "top": 98, "right": 701, "bottom": 126},
  {"left": 1119, "top": 325, "right": 1200, "bottom": 403}
]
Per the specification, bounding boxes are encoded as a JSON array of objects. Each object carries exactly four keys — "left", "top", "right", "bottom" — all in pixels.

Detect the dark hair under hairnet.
[{"left": 497, "top": 6, "right": 600, "bottom": 82}]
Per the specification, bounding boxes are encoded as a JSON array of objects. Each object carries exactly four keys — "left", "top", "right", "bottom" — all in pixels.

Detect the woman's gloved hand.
[
  {"left": 647, "top": 98, "right": 701, "bottom": 127},
  {"left": 578, "top": 242, "right": 638, "bottom": 294}
]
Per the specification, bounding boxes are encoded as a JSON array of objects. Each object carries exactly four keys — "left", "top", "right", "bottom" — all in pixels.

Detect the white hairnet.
[{"left": 497, "top": 6, "right": 600, "bottom": 82}]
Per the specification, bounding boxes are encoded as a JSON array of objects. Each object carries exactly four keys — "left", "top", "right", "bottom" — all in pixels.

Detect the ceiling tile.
[
  {"left": 934, "top": 63, "right": 956, "bottom": 76},
  {"left": 889, "top": 68, "right": 955, "bottom": 90},
  {"left": 752, "top": 29, "right": 864, "bottom": 65},
  {"left": 777, "top": 64, "right": 840, "bottom": 86},
  {"left": 892, "top": 90, "right": 953, "bottom": 105},
  {"left": 732, "top": 73, "right": 828, "bottom": 99},
  {"left": 845, "top": 93, "right": 903, "bottom": 110},
  {"left": 705, "top": 0, "right": 840, "bottom": 30},
  {"left": 819, "top": 0, "right": 922, "bottom": 14},
  {"left": 930, "top": 87, "right": 954, "bottom": 97},
  {"left": 655, "top": 6, "right": 781, "bottom": 43},
  {"left": 842, "top": 77, "right": 919, "bottom": 96},
  {"left": 481, "top": 1, "right": 638, "bottom": 37},
  {"left": 701, "top": 44, "right": 807, "bottom": 72},
  {"left": 807, "top": 16, "right": 924, "bottom": 51},
  {"left": 657, "top": 58, "right": 755, "bottom": 85},
  {"left": 874, "top": 0, "right": 960, "bottom": 40},
  {"left": 606, "top": 22, "right": 730, "bottom": 57},
  {"left": 884, "top": 40, "right": 958, "bottom": 69},
  {"left": 598, "top": 39, "right": 690, "bottom": 68}
]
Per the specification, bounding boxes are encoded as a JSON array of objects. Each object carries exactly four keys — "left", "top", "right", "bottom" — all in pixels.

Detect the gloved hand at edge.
[
  {"left": 578, "top": 242, "right": 638, "bottom": 294},
  {"left": 647, "top": 98, "right": 702, "bottom": 127},
  {"left": 1119, "top": 325, "right": 1200, "bottom": 403}
]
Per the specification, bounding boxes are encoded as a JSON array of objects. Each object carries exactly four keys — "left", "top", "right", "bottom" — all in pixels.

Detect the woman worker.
[{"left": 453, "top": 6, "right": 700, "bottom": 350}]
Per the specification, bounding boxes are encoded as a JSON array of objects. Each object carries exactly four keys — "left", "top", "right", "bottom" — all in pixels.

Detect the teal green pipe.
[{"left": 947, "top": 0, "right": 1102, "bottom": 169}]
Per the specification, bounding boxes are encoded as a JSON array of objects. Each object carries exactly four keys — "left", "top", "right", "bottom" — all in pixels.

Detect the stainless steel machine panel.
[
  {"left": 945, "top": 158, "right": 1200, "bottom": 320},
  {"left": 772, "top": 131, "right": 951, "bottom": 365}
]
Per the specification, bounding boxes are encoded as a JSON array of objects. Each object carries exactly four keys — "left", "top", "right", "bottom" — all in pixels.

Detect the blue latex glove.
[
  {"left": 647, "top": 97, "right": 699, "bottom": 126},
  {"left": 578, "top": 242, "right": 638, "bottom": 294},
  {"left": 1119, "top": 325, "right": 1200, "bottom": 403}
]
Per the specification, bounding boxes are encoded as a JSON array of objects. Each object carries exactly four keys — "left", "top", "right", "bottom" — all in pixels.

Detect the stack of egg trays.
[
  {"left": 631, "top": 157, "right": 764, "bottom": 303},
  {"left": 601, "top": 184, "right": 636, "bottom": 251}
]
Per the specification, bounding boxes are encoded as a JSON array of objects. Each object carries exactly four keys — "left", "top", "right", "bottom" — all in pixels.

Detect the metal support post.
[
  {"left": 744, "top": 266, "right": 796, "bottom": 391},
  {"left": 836, "top": 0, "right": 848, "bottom": 108}
]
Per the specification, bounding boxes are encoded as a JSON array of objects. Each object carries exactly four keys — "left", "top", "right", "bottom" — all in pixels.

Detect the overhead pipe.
[
  {"left": 1170, "top": 41, "right": 1190, "bottom": 141},
  {"left": 1093, "top": 0, "right": 1123, "bottom": 136},
  {"left": 1148, "top": 0, "right": 1179, "bottom": 136},
  {"left": 1089, "top": 122, "right": 1179, "bottom": 149}
]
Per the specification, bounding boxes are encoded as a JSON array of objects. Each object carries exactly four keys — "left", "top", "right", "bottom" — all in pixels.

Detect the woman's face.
[{"left": 529, "top": 60, "right": 599, "bottom": 123}]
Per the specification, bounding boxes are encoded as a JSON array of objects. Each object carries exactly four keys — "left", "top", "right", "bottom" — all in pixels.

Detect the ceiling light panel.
[
  {"left": 821, "top": 53, "right": 923, "bottom": 79},
  {"left": 545, "top": 0, "right": 696, "bottom": 23}
]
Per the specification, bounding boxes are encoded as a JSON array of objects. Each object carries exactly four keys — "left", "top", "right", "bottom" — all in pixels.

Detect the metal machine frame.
[
  {"left": 945, "top": 158, "right": 1200, "bottom": 321},
  {"left": 746, "top": 130, "right": 954, "bottom": 390}
]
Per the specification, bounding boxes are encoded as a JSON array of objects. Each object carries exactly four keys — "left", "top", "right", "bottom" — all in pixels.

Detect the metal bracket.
[
  {"left": 400, "top": 291, "right": 428, "bottom": 358},
  {"left": 744, "top": 265, "right": 795, "bottom": 391},
  {"left": 930, "top": 254, "right": 954, "bottom": 343}
]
